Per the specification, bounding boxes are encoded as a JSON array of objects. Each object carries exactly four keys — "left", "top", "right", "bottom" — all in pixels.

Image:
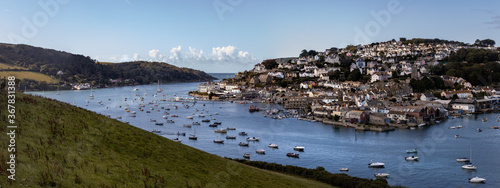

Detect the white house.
[
  {"left": 451, "top": 104, "right": 475, "bottom": 113},
  {"left": 371, "top": 73, "right": 388, "bottom": 83},
  {"left": 299, "top": 72, "right": 315, "bottom": 77}
]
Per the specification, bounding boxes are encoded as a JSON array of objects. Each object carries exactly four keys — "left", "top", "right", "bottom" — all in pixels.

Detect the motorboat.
[
  {"left": 162, "top": 115, "right": 168, "bottom": 119},
  {"left": 286, "top": 153, "right": 299, "bottom": 158},
  {"left": 198, "top": 114, "right": 205, "bottom": 117},
  {"left": 418, "top": 123, "right": 426, "bottom": 127},
  {"left": 155, "top": 122, "right": 164, "bottom": 126},
  {"left": 183, "top": 124, "right": 192, "bottom": 128},
  {"left": 256, "top": 149, "right": 265, "bottom": 154},
  {"left": 294, "top": 146, "right": 305, "bottom": 152},
  {"left": 374, "top": 173, "right": 390, "bottom": 178},
  {"left": 268, "top": 143, "right": 279, "bottom": 149},
  {"left": 448, "top": 126, "right": 456, "bottom": 129},
  {"left": 455, "top": 134, "right": 460, "bottom": 138},
  {"left": 482, "top": 118, "right": 487, "bottom": 122},
  {"left": 339, "top": 168, "right": 349, "bottom": 171},
  {"left": 456, "top": 125, "right": 464, "bottom": 129},
  {"left": 167, "top": 120, "right": 175, "bottom": 123},
  {"left": 462, "top": 163, "right": 477, "bottom": 170},
  {"left": 150, "top": 119, "right": 156, "bottom": 122},
  {"left": 209, "top": 124, "right": 218, "bottom": 127},
  {"left": 172, "top": 138, "right": 182, "bottom": 142},
  {"left": 129, "top": 114, "right": 136, "bottom": 117},
  {"left": 406, "top": 149, "right": 418, "bottom": 153},
  {"left": 192, "top": 122, "right": 200, "bottom": 125},
  {"left": 469, "top": 176, "right": 486, "bottom": 183},
  {"left": 238, "top": 132, "right": 248, "bottom": 136},
  {"left": 226, "top": 127, "right": 236, "bottom": 130},
  {"left": 478, "top": 128, "right": 482, "bottom": 132},
  {"left": 214, "top": 129, "right": 227, "bottom": 133},
  {"left": 225, "top": 135, "right": 236, "bottom": 139},
  {"left": 238, "top": 142, "right": 249, "bottom": 146},
  {"left": 171, "top": 115, "right": 178, "bottom": 117},
  {"left": 214, "top": 122, "right": 222, "bottom": 125},
  {"left": 151, "top": 129, "right": 161, "bottom": 133},
  {"left": 405, "top": 156, "right": 419, "bottom": 161},
  {"left": 456, "top": 157, "right": 470, "bottom": 162},
  {"left": 116, "top": 116, "right": 122, "bottom": 119},
  {"left": 368, "top": 162, "right": 385, "bottom": 168},
  {"left": 186, "top": 116, "right": 194, "bottom": 119},
  {"left": 213, "top": 139, "right": 224, "bottom": 144},
  {"left": 247, "top": 137, "right": 260, "bottom": 141},
  {"left": 201, "top": 119, "right": 210, "bottom": 122},
  {"left": 243, "top": 153, "right": 250, "bottom": 159}
]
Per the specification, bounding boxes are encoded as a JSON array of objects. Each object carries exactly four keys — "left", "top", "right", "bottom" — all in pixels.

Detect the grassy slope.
[
  {"left": 0, "top": 63, "right": 27, "bottom": 70},
  {"left": 0, "top": 71, "right": 59, "bottom": 84},
  {"left": 0, "top": 91, "right": 333, "bottom": 188}
]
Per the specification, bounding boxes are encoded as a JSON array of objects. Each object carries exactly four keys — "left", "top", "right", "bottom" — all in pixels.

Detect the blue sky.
[{"left": 1, "top": 0, "right": 499, "bottom": 73}]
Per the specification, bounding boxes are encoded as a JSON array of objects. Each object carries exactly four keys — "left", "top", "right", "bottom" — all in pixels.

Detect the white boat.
[
  {"left": 238, "top": 142, "right": 249, "bottom": 146},
  {"left": 156, "top": 80, "right": 162, "bottom": 93},
  {"left": 133, "top": 88, "right": 139, "bottom": 91},
  {"left": 294, "top": 146, "right": 305, "bottom": 151},
  {"left": 243, "top": 153, "right": 250, "bottom": 158},
  {"left": 192, "top": 122, "right": 200, "bottom": 125},
  {"left": 374, "top": 173, "right": 390, "bottom": 178},
  {"left": 449, "top": 126, "right": 456, "bottom": 129},
  {"left": 163, "top": 115, "right": 168, "bottom": 119},
  {"left": 213, "top": 139, "right": 224, "bottom": 144},
  {"left": 368, "top": 162, "right": 385, "bottom": 168},
  {"left": 129, "top": 114, "right": 136, "bottom": 117},
  {"left": 462, "top": 164, "right": 477, "bottom": 170},
  {"left": 247, "top": 137, "right": 259, "bottom": 141},
  {"left": 406, "top": 149, "right": 418, "bottom": 153},
  {"left": 150, "top": 119, "right": 156, "bottom": 122},
  {"left": 456, "top": 125, "right": 464, "bottom": 129},
  {"left": 339, "top": 168, "right": 349, "bottom": 171},
  {"left": 405, "top": 156, "right": 419, "bottom": 161},
  {"left": 238, "top": 132, "right": 248, "bottom": 136},
  {"left": 172, "top": 138, "right": 182, "bottom": 142},
  {"left": 469, "top": 176, "right": 486, "bottom": 183},
  {"left": 256, "top": 149, "right": 265, "bottom": 154},
  {"left": 151, "top": 129, "right": 161, "bottom": 133},
  {"left": 456, "top": 157, "right": 470, "bottom": 162},
  {"left": 268, "top": 143, "right": 279, "bottom": 149},
  {"left": 418, "top": 123, "right": 426, "bottom": 127},
  {"left": 187, "top": 116, "right": 194, "bottom": 119}
]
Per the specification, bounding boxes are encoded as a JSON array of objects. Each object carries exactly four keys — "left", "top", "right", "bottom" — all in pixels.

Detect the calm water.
[{"left": 30, "top": 82, "right": 500, "bottom": 188}]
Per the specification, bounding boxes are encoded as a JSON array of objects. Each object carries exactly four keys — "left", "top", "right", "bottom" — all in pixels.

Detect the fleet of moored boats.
[{"left": 69, "top": 86, "right": 494, "bottom": 184}]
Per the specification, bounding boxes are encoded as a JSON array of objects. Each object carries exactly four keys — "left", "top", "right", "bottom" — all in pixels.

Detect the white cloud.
[
  {"left": 98, "top": 45, "right": 259, "bottom": 72},
  {"left": 149, "top": 49, "right": 159, "bottom": 58}
]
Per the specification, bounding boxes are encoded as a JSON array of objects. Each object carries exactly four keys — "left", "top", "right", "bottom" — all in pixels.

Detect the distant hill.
[{"left": 0, "top": 43, "right": 215, "bottom": 89}]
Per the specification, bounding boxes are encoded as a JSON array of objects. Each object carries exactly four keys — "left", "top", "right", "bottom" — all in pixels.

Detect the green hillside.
[
  {"left": 0, "top": 43, "right": 215, "bottom": 90},
  {"left": 0, "top": 89, "right": 336, "bottom": 187}
]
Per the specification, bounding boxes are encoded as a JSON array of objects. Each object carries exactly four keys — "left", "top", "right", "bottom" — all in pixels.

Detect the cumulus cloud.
[
  {"left": 149, "top": 49, "right": 159, "bottom": 58},
  {"left": 98, "top": 45, "right": 259, "bottom": 72}
]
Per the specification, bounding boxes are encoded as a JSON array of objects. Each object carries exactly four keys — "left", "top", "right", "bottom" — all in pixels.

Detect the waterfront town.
[{"left": 193, "top": 39, "right": 500, "bottom": 131}]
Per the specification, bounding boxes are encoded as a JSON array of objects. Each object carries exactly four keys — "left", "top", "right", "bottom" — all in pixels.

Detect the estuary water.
[{"left": 29, "top": 81, "right": 500, "bottom": 188}]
